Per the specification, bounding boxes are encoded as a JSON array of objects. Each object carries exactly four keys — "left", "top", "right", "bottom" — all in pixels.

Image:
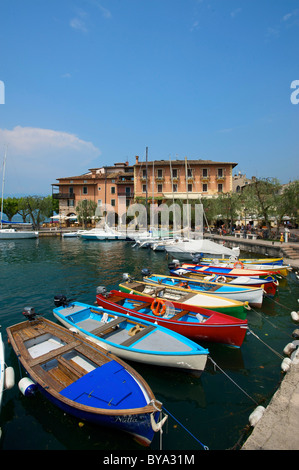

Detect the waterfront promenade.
[{"left": 202, "top": 232, "right": 299, "bottom": 450}]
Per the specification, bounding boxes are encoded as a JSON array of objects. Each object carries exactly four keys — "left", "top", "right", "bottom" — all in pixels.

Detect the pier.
[{"left": 203, "top": 233, "right": 299, "bottom": 450}]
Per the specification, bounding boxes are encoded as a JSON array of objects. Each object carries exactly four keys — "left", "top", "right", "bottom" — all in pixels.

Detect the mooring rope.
[
  {"left": 208, "top": 356, "right": 259, "bottom": 405},
  {"left": 162, "top": 405, "right": 209, "bottom": 450},
  {"left": 247, "top": 328, "right": 284, "bottom": 359}
]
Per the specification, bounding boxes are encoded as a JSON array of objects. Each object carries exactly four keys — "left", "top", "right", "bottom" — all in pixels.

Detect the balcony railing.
[{"left": 52, "top": 192, "right": 75, "bottom": 199}]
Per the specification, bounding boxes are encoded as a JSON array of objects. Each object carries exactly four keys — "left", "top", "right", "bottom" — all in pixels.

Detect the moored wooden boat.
[
  {"left": 96, "top": 288, "right": 248, "bottom": 348},
  {"left": 119, "top": 278, "right": 249, "bottom": 320},
  {"left": 0, "top": 333, "right": 4, "bottom": 412},
  {"left": 168, "top": 262, "right": 278, "bottom": 296},
  {"left": 53, "top": 298, "right": 209, "bottom": 374},
  {"left": 142, "top": 272, "right": 264, "bottom": 308},
  {"left": 6, "top": 312, "right": 165, "bottom": 446},
  {"left": 197, "top": 260, "right": 291, "bottom": 277},
  {"left": 180, "top": 262, "right": 277, "bottom": 279},
  {"left": 200, "top": 257, "right": 284, "bottom": 266}
]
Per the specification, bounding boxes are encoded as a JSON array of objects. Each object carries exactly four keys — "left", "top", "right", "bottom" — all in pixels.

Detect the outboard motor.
[
  {"left": 54, "top": 294, "right": 70, "bottom": 308},
  {"left": 168, "top": 262, "right": 178, "bottom": 271},
  {"left": 141, "top": 268, "right": 151, "bottom": 277},
  {"left": 191, "top": 255, "right": 202, "bottom": 264},
  {"left": 22, "top": 307, "right": 37, "bottom": 321},
  {"left": 122, "top": 273, "right": 131, "bottom": 281},
  {"left": 96, "top": 286, "right": 107, "bottom": 297}
]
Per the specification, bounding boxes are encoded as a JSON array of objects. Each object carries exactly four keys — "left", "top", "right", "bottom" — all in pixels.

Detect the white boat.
[
  {"left": 164, "top": 238, "right": 240, "bottom": 260},
  {"left": 0, "top": 149, "right": 38, "bottom": 240},
  {"left": 0, "top": 228, "right": 38, "bottom": 239},
  {"left": 0, "top": 330, "right": 15, "bottom": 430},
  {"left": 62, "top": 230, "right": 85, "bottom": 238},
  {"left": 53, "top": 299, "right": 209, "bottom": 375},
  {"left": 0, "top": 332, "right": 4, "bottom": 413},
  {"left": 79, "top": 224, "right": 126, "bottom": 241}
]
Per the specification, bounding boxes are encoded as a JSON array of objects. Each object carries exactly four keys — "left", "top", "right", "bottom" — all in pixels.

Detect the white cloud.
[
  {"left": 70, "top": 9, "right": 89, "bottom": 33},
  {"left": 231, "top": 8, "right": 242, "bottom": 18},
  {"left": 0, "top": 126, "right": 101, "bottom": 195}
]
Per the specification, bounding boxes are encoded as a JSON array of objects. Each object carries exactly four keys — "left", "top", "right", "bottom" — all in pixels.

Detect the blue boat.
[
  {"left": 6, "top": 313, "right": 165, "bottom": 446},
  {"left": 143, "top": 272, "right": 264, "bottom": 308},
  {"left": 53, "top": 296, "right": 209, "bottom": 375}
]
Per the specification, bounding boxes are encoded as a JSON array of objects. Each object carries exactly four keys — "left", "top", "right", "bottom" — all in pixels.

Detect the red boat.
[
  {"left": 96, "top": 288, "right": 248, "bottom": 348},
  {"left": 172, "top": 263, "right": 279, "bottom": 296}
]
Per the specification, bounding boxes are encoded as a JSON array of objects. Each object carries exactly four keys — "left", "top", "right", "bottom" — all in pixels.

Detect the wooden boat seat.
[
  {"left": 90, "top": 317, "right": 127, "bottom": 337},
  {"left": 121, "top": 325, "right": 156, "bottom": 347},
  {"left": 132, "top": 301, "right": 153, "bottom": 311},
  {"left": 170, "top": 310, "right": 190, "bottom": 321},
  {"left": 27, "top": 340, "right": 82, "bottom": 367}
]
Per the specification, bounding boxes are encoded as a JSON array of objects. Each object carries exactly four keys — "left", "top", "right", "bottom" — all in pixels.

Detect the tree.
[
  {"left": 216, "top": 192, "right": 243, "bottom": 231},
  {"left": 76, "top": 199, "right": 97, "bottom": 228},
  {"left": 1, "top": 197, "right": 19, "bottom": 221},
  {"left": 242, "top": 178, "right": 282, "bottom": 232},
  {"left": 279, "top": 181, "right": 299, "bottom": 227},
  {"left": 25, "top": 196, "right": 55, "bottom": 229},
  {"left": 17, "top": 197, "right": 32, "bottom": 223}
]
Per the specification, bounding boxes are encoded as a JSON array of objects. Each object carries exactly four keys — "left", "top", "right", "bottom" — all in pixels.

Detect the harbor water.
[{"left": 1, "top": 237, "right": 299, "bottom": 451}]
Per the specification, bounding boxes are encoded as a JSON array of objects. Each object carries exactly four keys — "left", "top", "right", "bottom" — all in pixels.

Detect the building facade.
[
  {"left": 134, "top": 156, "right": 237, "bottom": 201},
  {"left": 52, "top": 156, "right": 237, "bottom": 220}
]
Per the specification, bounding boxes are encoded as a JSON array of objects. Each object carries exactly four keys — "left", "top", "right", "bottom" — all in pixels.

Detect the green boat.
[{"left": 118, "top": 278, "right": 249, "bottom": 320}]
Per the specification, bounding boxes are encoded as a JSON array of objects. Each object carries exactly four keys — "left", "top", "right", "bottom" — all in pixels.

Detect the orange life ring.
[
  {"left": 151, "top": 299, "right": 166, "bottom": 316},
  {"left": 179, "top": 282, "right": 191, "bottom": 289},
  {"left": 233, "top": 261, "right": 244, "bottom": 269}
]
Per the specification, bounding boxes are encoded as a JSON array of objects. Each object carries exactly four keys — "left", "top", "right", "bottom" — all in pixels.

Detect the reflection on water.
[{"left": 0, "top": 237, "right": 298, "bottom": 450}]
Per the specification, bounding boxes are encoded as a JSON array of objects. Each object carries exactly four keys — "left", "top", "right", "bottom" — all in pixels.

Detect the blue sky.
[{"left": 0, "top": 0, "right": 298, "bottom": 196}]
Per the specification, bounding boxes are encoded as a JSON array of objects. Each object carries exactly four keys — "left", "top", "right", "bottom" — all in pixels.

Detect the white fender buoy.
[
  {"left": 4, "top": 366, "right": 15, "bottom": 390},
  {"left": 291, "top": 311, "right": 299, "bottom": 322},
  {"left": 18, "top": 377, "right": 37, "bottom": 396},
  {"left": 281, "top": 357, "right": 292, "bottom": 372},
  {"left": 249, "top": 406, "right": 265, "bottom": 427},
  {"left": 283, "top": 342, "right": 297, "bottom": 355},
  {"left": 69, "top": 327, "right": 79, "bottom": 334}
]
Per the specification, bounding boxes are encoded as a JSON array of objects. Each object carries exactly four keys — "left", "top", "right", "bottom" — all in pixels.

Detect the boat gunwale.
[{"left": 6, "top": 318, "right": 159, "bottom": 417}]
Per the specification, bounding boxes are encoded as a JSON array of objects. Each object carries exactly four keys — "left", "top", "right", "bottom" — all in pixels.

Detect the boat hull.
[
  {"left": 96, "top": 291, "right": 248, "bottom": 348},
  {"left": 147, "top": 273, "right": 264, "bottom": 308},
  {"left": 6, "top": 317, "right": 162, "bottom": 446},
  {"left": 0, "top": 229, "right": 38, "bottom": 239},
  {"left": 53, "top": 302, "right": 208, "bottom": 374},
  {"left": 119, "top": 281, "right": 248, "bottom": 320}
]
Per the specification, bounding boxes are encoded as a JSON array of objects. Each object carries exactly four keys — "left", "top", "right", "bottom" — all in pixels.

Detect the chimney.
[{"left": 135, "top": 155, "right": 139, "bottom": 164}]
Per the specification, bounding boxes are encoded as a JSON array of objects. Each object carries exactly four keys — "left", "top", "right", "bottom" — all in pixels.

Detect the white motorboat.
[{"left": 164, "top": 238, "right": 240, "bottom": 260}]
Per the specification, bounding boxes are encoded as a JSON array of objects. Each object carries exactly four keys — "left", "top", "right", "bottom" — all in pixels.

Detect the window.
[
  {"left": 142, "top": 169, "right": 147, "bottom": 178},
  {"left": 125, "top": 187, "right": 131, "bottom": 195},
  {"left": 111, "top": 186, "right": 115, "bottom": 194},
  {"left": 157, "top": 169, "right": 163, "bottom": 178},
  {"left": 69, "top": 186, "right": 73, "bottom": 194},
  {"left": 218, "top": 184, "right": 223, "bottom": 193},
  {"left": 187, "top": 168, "right": 193, "bottom": 178},
  {"left": 217, "top": 168, "right": 224, "bottom": 178},
  {"left": 98, "top": 199, "right": 102, "bottom": 206},
  {"left": 202, "top": 183, "right": 208, "bottom": 192},
  {"left": 172, "top": 169, "right": 178, "bottom": 178},
  {"left": 111, "top": 199, "right": 116, "bottom": 207},
  {"left": 142, "top": 184, "right": 147, "bottom": 193},
  {"left": 202, "top": 168, "right": 208, "bottom": 177},
  {"left": 83, "top": 186, "right": 88, "bottom": 194},
  {"left": 173, "top": 183, "right": 178, "bottom": 192},
  {"left": 157, "top": 184, "right": 163, "bottom": 193},
  {"left": 188, "top": 183, "right": 193, "bottom": 192}
]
